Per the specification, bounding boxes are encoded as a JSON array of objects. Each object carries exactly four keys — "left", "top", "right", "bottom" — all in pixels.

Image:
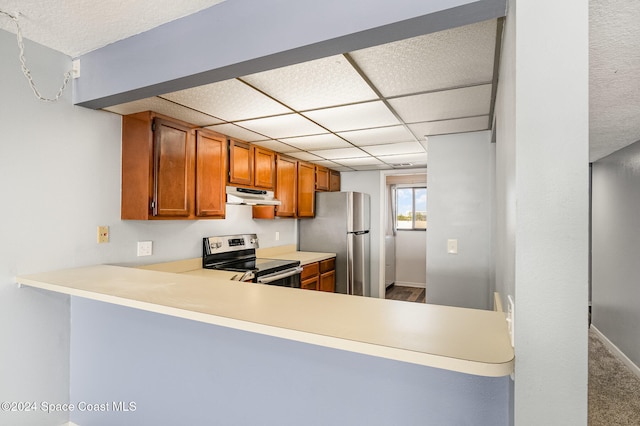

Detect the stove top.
[{"left": 202, "top": 234, "right": 300, "bottom": 280}]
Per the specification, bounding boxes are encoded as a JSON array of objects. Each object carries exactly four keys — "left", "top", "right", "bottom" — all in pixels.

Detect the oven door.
[{"left": 256, "top": 267, "right": 303, "bottom": 288}]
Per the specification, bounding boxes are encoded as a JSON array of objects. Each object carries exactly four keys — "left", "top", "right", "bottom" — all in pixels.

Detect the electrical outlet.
[
  {"left": 137, "top": 241, "right": 153, "bottom": 256},
  {"left": 275, "top": 231, "right": 280, "bottom": 241},
  {"left": 97, "top": 226, "right": 109, "bottom": 243}
]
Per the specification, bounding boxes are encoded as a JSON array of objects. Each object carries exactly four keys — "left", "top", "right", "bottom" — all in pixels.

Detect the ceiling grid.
[{"left": 102, "top": 19, "right": 500, "bottom": 171}]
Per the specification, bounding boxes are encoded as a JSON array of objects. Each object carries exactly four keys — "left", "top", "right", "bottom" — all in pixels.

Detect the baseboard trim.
[
  {"left": 591, "top": 325, "right": 640, "bottom": 380},
  {"left": 394, "top": 281, "right": 425, "bottom": 288}
]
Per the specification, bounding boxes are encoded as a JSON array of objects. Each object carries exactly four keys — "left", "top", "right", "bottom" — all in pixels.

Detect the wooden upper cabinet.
[
  {"left": 275, "top": 155, "right": 297, "bottom": 217},
  {"left": 228, "top": 139, "right": 253, "bottom": 186},
  {"left": 330, "top": 170, "right": 341, "bottom": 192},
  {"left": 153, "top": 118, "right": 193, "bottom": 217},
  {"left": 121, "top": 111, "right": 226, "bottom": 220},
  {"left": 195, "top": 129, "right": 227, "bottom": 218},
  {"left": 315, "top": 165, "right": 330, "bottom": 192},
  {"left": 121, "top": 112, "right": 196, "bottom": 220},
  {"left": 253, "top": 146, "right": 276, "bottom": 190},
  {"left": 297, "top": 161, "right": 316, "bottom": 218}
]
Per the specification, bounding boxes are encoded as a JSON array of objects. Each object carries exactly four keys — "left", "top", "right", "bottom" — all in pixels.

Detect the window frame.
[{"left": 395, "top": 185, "right": 427, "bottom": 231}]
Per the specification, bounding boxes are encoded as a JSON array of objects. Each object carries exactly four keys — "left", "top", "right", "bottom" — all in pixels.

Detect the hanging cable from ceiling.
[{"left": 0, "top": 9, "right": 73, "bottom": 102}]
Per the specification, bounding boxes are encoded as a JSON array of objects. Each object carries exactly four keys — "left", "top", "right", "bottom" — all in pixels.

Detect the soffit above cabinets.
[{"left": 103, "top": 18, "right": 501, "bottom": 171}]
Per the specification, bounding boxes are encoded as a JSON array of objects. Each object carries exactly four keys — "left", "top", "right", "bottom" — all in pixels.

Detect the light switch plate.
[
  {"left": 137, "top": 241, "right": 153, "bottom": 256},
  {"left": 447, "top": 239, "right": 458, "bottom": 254}
]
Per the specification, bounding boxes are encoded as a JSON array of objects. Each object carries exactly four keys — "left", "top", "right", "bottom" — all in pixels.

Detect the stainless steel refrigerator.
[{"left": 299, "top": 192, "right": 370, "bottom": 296}]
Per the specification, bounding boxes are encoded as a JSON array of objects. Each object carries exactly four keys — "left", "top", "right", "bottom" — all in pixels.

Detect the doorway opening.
[{"left": 380, "top": 171, "right": 427, "bottom": 303}]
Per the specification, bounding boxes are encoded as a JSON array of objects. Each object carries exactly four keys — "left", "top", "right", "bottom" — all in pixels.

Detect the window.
[{"left": 396, "top": 187, "right": 426, "bottom": 230}]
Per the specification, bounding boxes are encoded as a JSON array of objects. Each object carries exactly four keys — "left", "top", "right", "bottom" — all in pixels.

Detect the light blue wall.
[
  {"left": 592, "top": 140, "right": 640, "bottom": 368},
  {"left": 71, "top": 297, "right": 510, "bottom": 426}
]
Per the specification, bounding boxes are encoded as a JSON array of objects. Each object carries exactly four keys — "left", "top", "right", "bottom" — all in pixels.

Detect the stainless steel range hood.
[{"left": 226, "top": 186, "right": 281, "bottom": 206}]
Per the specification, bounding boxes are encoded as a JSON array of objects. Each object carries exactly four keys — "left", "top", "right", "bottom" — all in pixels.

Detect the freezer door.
[
  {"left": 348, "top": 192, "right": 370, "bottom": 233},
  {"left": 347, "top": 230, "right": 370, "bottom": 296}
]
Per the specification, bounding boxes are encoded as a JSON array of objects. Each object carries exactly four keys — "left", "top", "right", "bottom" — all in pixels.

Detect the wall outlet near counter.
[{"left": 137, "top": 241, "right": 153, "bottom": 256}]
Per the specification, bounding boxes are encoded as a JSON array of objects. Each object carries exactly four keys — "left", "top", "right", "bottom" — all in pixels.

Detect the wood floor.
[{"left": 385, "top": 284, "right": 426, "bottom": 303}]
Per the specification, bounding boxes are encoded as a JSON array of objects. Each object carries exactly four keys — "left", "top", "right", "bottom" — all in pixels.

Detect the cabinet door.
[
  {"left": 253, "top": 146, "right": 276, "bottom": 189},
  {"left": 297, "top": 161, "right": 316, "bottom": 217},
  {"left": 153, "top": 118, "right": 193, "bottom": 217},
  {"left": 228, "top": 139, "right": 253, "bottom": 186},
  {"left": 301, "top": 276, "right": 319, "bottom": 291},
  {"left": 319, "top": 270, "right": 336, "bottom": 292},
  {"left": 275, "top": 155, "right": 297, "bottom": 217},
  {"left": 319, "top": 258, "right": 336, "bottom": 292},
  {"left": 330, "top": 170, "right": 341, "bottom": 192},
  {"left": 195, "top": 130, "right": 226, "bottom": 218},
  {"left": 315, "top": 166, "right": 330, "bottom": 191}
]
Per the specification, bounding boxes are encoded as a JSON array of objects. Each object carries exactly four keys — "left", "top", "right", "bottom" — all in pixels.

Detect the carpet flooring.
[{"left": 589, "top": 328, "right": 640, "bottom": 425}]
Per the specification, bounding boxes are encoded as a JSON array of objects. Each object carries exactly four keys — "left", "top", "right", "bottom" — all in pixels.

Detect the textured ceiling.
[
  {"left": 0, "top": 0, "right": 225, "bottom": 57},
  {"left": 590, "top": 0, "right": 640, "bottom": 162},
  {"left": 105, "top": 19, "right": 499, "bottom": 171}
]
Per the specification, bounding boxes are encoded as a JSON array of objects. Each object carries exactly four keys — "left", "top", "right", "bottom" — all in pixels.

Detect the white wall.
[
  {"left": 426, "top": 131, "right": 494, "bottom": 310},
  {"left": 0, "top": 29, "right": 296, "bottom": 425},
  {"left": 494, "top": 0, "right": 589, "bottom": 424},
  {"left": 395, "top": 230, "right": 426, "bottom": 287}
]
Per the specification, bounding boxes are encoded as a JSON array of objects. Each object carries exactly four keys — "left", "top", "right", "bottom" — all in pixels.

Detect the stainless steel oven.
[{"left": 202, "top": 234, "right": 302, "bottom": 288}]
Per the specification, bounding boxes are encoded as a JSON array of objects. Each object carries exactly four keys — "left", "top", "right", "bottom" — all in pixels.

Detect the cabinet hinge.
[
  {"left": 151, "top": 122, "right": 156, "bottom": 132},
  {"left": 150, "top": 201, "right": 156, "bottom": 209}
]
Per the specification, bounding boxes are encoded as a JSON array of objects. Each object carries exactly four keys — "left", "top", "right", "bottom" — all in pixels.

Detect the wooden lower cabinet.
[
  {"left": 300, "top": 262, "right": 319, "bottom": 290},
  {"left": 319, "top": 258, "right": 336, "bottom": 292},
  {"left": 300, "top": 258, "right": 336, "bottom": 292}
]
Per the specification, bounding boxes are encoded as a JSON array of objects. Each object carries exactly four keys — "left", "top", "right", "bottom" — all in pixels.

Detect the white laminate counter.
[{"left": 16, "top": 264, "right": 514, "bottom": 377}]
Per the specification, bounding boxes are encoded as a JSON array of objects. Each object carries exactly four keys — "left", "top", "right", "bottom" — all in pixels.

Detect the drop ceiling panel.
[
  {"left": 352, "top": 164, "right": 392, "bottom": 171},
  {"left": 251, "top": 140, "right": 300, "bottom": 153},
  {"left": 286, "top": 152, "right": 324, "bottom": 162},
  {"left": 310, "top": 147, "right": 368, "bottom": 160},
  {"left": 361, "top": 141, "right": 425, "bottom": 156},
  {"left": 337, "top": 125, "right": 417, "bottom": 146},
  {"left": 242, "top": 55, "right": 378, "bottom": 111},
  {"left": 162, "top": 79, "right": 291, "bottom": 122},
  {"left": 237, "top": 114, "right": 326, "bottom": 139},
  {"left": 389, "top": 85, "right": 491, "bottom": 124},
  {"left": 103, "top": 97, "right": 223, "bottom": 126},
  {"left": 312, "top": 160, "right": 343, "bottom": 168},
  {"left": 334, "top": 157, "right": 385, "bottom": 166},
  {"left": 304, "top": 101, "right": 400, "bottom": 133},
  {"left": 278, "top": 134, "right": 353, "bottom": 150},
  {"left": 378, "top": 153, "right": 428, "bottom": 165},
  {"left": 350, "top": 20, "right": 497, "bottom": 97},
  {"left": 408, "top": 116, "right": 490, "bottom": 137},
  {"left": 204, "top": 123, "right": 267, "bottom": 142}
]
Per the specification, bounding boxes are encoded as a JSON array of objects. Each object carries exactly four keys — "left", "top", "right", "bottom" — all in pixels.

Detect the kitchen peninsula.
[
  {"left": 15, "top": 247, "right": 514, "bottom": 425},
  {"left": 17, "top": 258, "right": 513, "bottom": 377}
]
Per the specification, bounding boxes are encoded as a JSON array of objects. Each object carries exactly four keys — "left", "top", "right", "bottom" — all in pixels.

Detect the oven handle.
[{"left": 257, "top": 267, "right": 303, "bottom": 284}]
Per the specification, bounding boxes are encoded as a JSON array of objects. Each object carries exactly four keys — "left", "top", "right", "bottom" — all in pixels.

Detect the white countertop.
[{"left": 16, "top": 263, "right": 514, "bottom": 377}]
